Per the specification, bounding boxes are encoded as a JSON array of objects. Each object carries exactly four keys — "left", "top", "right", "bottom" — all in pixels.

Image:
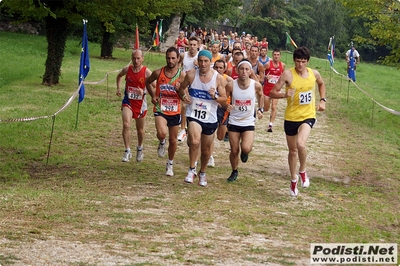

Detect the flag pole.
[
  {"left": 75, "top": 94, "right": 81, "bottom": 129},
  {"left": 46, "top": 115, "right": 56, "bottom": 165}
]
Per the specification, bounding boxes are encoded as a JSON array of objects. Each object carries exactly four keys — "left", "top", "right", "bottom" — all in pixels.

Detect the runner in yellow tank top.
[{"left": 270, "top": 46, "right": 326, "bottom": 197}]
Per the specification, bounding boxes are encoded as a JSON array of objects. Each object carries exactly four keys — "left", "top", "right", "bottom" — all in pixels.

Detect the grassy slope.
[{"left": 0, "top": 31, "right": 399, "bottom": 265}]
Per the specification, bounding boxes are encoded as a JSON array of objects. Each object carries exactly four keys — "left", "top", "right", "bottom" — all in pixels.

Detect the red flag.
[{"left": 134, "top": 24, "right": 139, "bottom": 49}]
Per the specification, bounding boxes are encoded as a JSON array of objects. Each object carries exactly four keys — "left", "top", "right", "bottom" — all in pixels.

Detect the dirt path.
[{"left": 0, "top": 98, "right": 347, "bottom": 266}]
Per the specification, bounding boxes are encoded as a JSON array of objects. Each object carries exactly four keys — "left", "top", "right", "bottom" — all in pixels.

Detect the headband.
[
  {"left": 237, "top": 60, "right": 252, "bottom": 69},
  {"left": 198, "top": 50, "right": 212, "bottom": 60}
]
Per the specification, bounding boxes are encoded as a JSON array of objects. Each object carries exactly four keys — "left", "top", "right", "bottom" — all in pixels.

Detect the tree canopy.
[{"left": 337, "top": 0, "right": 400, "bottom": 67}]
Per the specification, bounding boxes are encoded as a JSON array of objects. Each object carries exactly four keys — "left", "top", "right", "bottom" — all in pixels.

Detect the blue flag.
[
  {"left": 78, "top": 20, "right": 90, "bottom": 103},
  {"left": 348, "top": 45, "right": 356, "bottom": 82}
]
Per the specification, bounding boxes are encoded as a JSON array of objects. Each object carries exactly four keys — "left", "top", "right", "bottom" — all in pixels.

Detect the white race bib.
[
  {"left": 268, "top": 75, "right": 280, "bottom": 84},
  {"left": 234, "top": 99, "right": 251, "bottom": 112},
  {"left": 299, "top": 91, "right": 312, "bottom": 105},
  {"left": 160, "top": 98, "right": 179, "bottom": 112},
  {"left": 127, "top": 86, "right": 142, "bottom": 100},
  {"left": 190, "top": 100, "right": 211, "bottom": 121}
]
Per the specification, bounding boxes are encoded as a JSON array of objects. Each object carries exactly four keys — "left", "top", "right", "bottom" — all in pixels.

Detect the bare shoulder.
[
  {"left": 312, "top": 69, "right": 322, "bottom": 79},
  {"left": 118, "top": 65, "right": 129, "bottom": 75}
]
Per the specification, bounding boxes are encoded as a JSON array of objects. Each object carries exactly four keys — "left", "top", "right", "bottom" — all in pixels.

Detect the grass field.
[{"left": 0, "top": 31, "right": 399, "bottom": 265}]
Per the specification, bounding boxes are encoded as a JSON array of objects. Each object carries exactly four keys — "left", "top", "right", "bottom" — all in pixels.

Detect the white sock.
[
  {"left": 126, "top": 148, "right": 131, "bottom": 153},
  {"left": 168, "top": 159, "right": 173, "bottom": 165}
]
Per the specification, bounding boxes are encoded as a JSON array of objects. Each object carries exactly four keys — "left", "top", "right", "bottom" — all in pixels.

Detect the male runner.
[
  {"left": 146, "top": 47, "right": 185, "bottom": 176},
  {"left": 270, "top": 46, "right": 326, "bottom": 197},
  {"left": 116, "top": 49, "right": 153, "bottom": 162},
  {"left": 178, "top": 50, "right": 227, "bottom": 187}
]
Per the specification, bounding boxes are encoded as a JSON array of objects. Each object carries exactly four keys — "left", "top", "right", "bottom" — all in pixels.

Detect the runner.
[
  {"left": 175, "top": 30, "right": 188, "bottom": 54},
  {"left": 145, "top": 47, "right": 185, "bottom": 177},
  {"left": 224, "top": 59, "right": 264, "bottom": 182},
  {"left": 258, "top": 47, "right": 270, "bottom": 66},
  {"left": 116, "top": 49, "right": 153, "bottom": 163},
  {"left": 178, "top": 36, "right": 200, "bottom": 143},
  {"left": 260, "top": 48, "right": 285, "bottom": 132},
  {"left": 269, "top": 46, "right": 326, "bottom": 197},
  {"left": 178, "top": 50, "right": 227, "bottom": 187}
]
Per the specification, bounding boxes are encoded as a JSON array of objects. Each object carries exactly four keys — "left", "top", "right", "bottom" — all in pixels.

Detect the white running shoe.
[
  {"left": 299, "top": 171, "right": 310, "bottom": 188},
  {"left": 207, "top": 155, "right": 215, "bottom": 167},
  {"left": 198, "top": 172, "right": 207, "bottom": 187},
  {"left": 177, "top": 129, "right": 187, "bottom": 142},
  {"left": 165, "top": 163, "right": 174, "bottom": 176},
  {"left": 122, "top": 150, "right": 132, "bottom": 162},
  {"left": 290, "top": 175, "right": 299, "bottom": 197},
  {"left": 184, "top": 169, "right": 197, "bottom": 184},
  {"left": 157, "top": 142, "right": 166, "bottom": 157},
  {"left": 136, "top": 149, "right": 144, "bottom": 162}
]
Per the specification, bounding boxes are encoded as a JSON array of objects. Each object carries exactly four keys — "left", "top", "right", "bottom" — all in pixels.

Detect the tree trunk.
[
  {"left": 42, "top": 16, "right": 69, "bottom": 86},
  {"left": 101, "top": 31, "right": 114, "bottom": 58}
]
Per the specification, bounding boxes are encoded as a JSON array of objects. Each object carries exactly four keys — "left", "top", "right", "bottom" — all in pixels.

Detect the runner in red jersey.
[
  {"left": 116, "top": 49, "right": 153, "bottom": 163},
  {"left": 260, "top": 48, "right": 285, "bottom": 132}
]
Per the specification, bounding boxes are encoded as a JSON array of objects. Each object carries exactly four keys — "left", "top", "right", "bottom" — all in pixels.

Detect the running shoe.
[
  {"left": 198, "top": 172, "right": 207, "bottom": 187},
  {"left": 184, "top": 168, "right": 197, "bottom": 184},
  {"left": 165, "top": 163, "right": 174, "bottom": 176},
  {"left": 290, "top": 175, "right": 299, "bottom": 197},
  {"left": 240, "top": 152, "right": 249, "bottom": 163},
  {"left": 267, "top": 125, "right": 273, "bottom": 132},
  {"left": 157, "top": 142, "right": 166, "bottom": 157},
  {"left": 207, "top": 155, "right": 215, "bottom": 167},
  {"left": 177, "top": 129, "right": 187, "bottom": 142},
  {"left": 136, "top": 148, "right": 144, "bottom": 162},
  {"left": 122, "top": 150, "right": 132, "bottom": 162},
  {"left": 227, "top": 171, "right": 238, "bottom": 182},
  {"left": 299, "top": 171, "right": 310, "bottom": 188}
]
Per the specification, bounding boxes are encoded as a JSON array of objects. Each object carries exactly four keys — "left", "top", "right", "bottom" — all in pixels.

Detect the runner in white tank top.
[
  {"left": 178, "top": 50, "right": 227, "bottom": 187},
  {"left": 224, "top": 59, "right": 264, "bottom": 182}
]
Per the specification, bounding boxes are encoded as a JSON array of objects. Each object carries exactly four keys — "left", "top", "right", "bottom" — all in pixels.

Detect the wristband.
[{"left": 258, "top": 108, "right": 264, "bottom": 113}]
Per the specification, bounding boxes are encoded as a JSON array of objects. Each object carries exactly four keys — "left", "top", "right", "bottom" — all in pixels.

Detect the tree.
[
  {"left": 338, "top": 0, "right": 400, "bottom": 67},
  {"left": 1, "top": 0, "right": 201, "bottom": 86}
]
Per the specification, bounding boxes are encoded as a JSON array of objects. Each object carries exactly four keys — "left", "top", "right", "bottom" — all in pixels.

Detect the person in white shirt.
[
  {"left": 178, "top": 50, "right": 227, "bottom": 187},
  {"left": 224, "top": 59, "right": 264, "bottom": 182}
]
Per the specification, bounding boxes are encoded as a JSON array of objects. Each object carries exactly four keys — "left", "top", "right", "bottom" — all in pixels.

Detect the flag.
[
  {"left": 285, "top": 32, "right": 297, "bottom": 48},
  {"left": 327, "top": 36, "right": 335, "bottom": 66},
  {"left": 159, "top": 19, "right": 163, "bottom": 42},
  {"left": 153, "top": 21, "right": 159, "bottom": 47},
  {"left": 134, "top": 24, "right": 139, "bottom": 49},
  {"left": 78, "top": 19, "right": 90, "bottom": 103},
  {"left": 348, "top": 44, "right": 356, "bottom": 82}
]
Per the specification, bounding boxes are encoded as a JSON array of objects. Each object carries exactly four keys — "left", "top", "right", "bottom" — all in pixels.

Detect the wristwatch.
[
  {"left": 214, "top": 94, "right": 219, "bottom": 100},
  {"left": 320, "top": 98, "right": 327, "bottom": 102},
  {"left": 258, "top": 108, "right": 264, "bottom": 113}
]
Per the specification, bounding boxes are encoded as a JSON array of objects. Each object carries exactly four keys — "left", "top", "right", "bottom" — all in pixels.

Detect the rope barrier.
[{"left": 329, "top": 65, "right": 400, "bottom": 116}]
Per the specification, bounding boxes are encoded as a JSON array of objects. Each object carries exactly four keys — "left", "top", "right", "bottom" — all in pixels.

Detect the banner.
[
  {"left": 286, "top": 32, "right": 298, "bottom": 48},
  {"left": 78, "top": 19, "right": 90, "bottom": 103}
]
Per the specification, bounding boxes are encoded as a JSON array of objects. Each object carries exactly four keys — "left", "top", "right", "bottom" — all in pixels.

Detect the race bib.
[
  {"left": 178, "top": 47, "right": 185, "bottom": 54},
  {"left": 127, "top": 86, "right": 142, "bottom": 100},
  {"left": 299, "top": 91, "right": 312, "bottom": 105},
  {"left": 161, "top": 98, "right": 179, "bottom": 112},
  {"left": 268, "top": 75, "right": 280, "bottom": 84},
  {"left": 190, "top": 100, "right": 211, "bottom": 121},
  {"left": 234, "top": 99, "right": 251, "bottom": 112}
]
